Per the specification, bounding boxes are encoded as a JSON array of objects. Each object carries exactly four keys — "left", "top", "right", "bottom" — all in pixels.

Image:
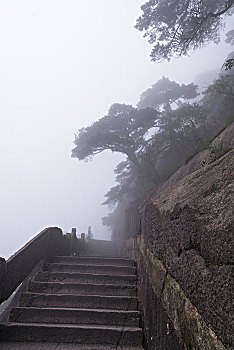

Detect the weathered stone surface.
[
  {"left": 35, "top": 271, "right": 136, "bottom": 285},
  {"left": 124, "top": 123, "right": 234, "bottom": 349},
  {"left": 133, "top": 236, "right": 227, "bottom": 350},
  {"left": 139, "top": 150, "right": 233, "bottom": 348},
  {"left": 28, "top": 280, "right": 136, "bottom": 296},
  {"left": 134, "top": 239, "right": 185, "bottom": 350},
  {"left": 161, "top": 272, "right": 226, "bottom": 350},
  {"left": 148, "top": 122, "right": 234, "bottom": 196},
  {"left": 0, "top": 343, "right": 144, "bottom": 350},
  {"left": 18, "top": 292, "right": 138, "bottom": 310},
  {"left": 138, "top": 136, "right": 233, "bottom": 348},
  {"left": 136, "top": 236, "right": 167, "bottom": 300},
  {"left": 9, "top": 307, "right": 140, "bottom": 327},
  {"left": 48, "top": 256, "right": 135, "bottom": 266},
  {"left": 0, "top": 323, "right": 143, "bottom": 346}
]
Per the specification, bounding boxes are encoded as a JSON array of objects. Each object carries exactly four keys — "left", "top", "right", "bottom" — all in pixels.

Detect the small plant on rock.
[{"left": 209, "top": 140, "right": 224, "bottom": 155}]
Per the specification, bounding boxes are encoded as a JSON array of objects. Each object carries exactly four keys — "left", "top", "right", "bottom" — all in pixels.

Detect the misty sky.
[{"left": 0, "top": 1, "right": 233, "bottom": 259}]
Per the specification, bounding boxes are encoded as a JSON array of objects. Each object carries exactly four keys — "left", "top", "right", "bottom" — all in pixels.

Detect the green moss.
[{"left": 209, "top": 140, "right": 224, "bottom": 154}]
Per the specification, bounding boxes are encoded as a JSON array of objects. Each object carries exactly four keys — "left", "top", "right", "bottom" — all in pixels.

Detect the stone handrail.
[{"left": 0, "top": 227, "right": 66, "bottom": 304}]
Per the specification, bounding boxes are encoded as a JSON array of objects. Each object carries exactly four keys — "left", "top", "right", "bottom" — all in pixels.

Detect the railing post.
[
  {"left": 0, "top": 257, "right": 6, "bottom": 302},
  {"left": 71, "top": 228, "right": 76, "bottom": 237},
  {"left": 71, "top": 228, "right": 77, "bottom": 256},
  {"left": 46, "top": 227, "right": 64, "bottom": 257},
  {"left": 80, "top": 233, "right": 85, "bottom": 256}
]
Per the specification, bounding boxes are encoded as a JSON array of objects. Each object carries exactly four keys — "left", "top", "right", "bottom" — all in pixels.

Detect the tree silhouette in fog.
[
  {"left": 72, "top": 103, "right": 159, "bottom": 177},
  {"left": 137, "top": 76, "right": 198, "bottom": 109},
  {"left": 135, "top": 0, "right": 234, "bottom": 61}
]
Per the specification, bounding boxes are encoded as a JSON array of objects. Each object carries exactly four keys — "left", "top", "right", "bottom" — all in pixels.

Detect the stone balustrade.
[{"left": 0, "top": 227, "right": 67, "bottom": 304}]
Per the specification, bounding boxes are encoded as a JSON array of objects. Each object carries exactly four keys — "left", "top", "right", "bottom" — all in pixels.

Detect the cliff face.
[{"left": 137, "top": 123, "right": 234, "bottom": 349}]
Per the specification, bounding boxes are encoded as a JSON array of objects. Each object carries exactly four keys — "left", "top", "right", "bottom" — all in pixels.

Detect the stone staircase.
[{"left": 0, "top": 254, "right": 143, "bottom": 349}]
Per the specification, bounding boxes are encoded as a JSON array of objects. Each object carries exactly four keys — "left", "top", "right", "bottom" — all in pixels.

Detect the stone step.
[
  {"left": 86, "top": 250, "right": 119, "bottom": 256},
  {"left": 43, "top": 263, "right": 136, "bottom": 276},
  {"left": 19, "top": 292, "right": 138, "bottom": 310},
  {"left": 0, "top": 323, "right": 142, "bottom": 346},
  {"left": 28, "top": 280, "right": 136, "bottom": 296},
  {"left": 0, "top": 251, "right": 144, "bottom": 349},
  {"left": 48, "top": 256, "right": 135, "bottom": 267},
  {"left": 35, "top": 271, "right": 136, "bottom": 285},
  {"left": 9, "top": 307, "right": 140, "bottom": 327},
  {"left": 86, "top": 240, "right": 118, "bottom": 257},
  {"left": 0, "top": 343, "right": 144, "bottom": 350}
]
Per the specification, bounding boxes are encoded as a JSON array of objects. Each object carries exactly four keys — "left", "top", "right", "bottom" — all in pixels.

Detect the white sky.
[{"left": 0, "top": 0, "right": 233, "bottom": 258}]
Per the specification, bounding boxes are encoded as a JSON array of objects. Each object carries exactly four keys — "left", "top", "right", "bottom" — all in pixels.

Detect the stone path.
[{"left": 0, "top": 254, "right": 143, "bottom": 349}]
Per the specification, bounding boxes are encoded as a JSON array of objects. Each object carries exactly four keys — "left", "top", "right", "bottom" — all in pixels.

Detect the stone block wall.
[
  {"left": 128, "top": 235, "right": 228, "bottom": 350},
  {"left": 124, "top": 124, "right": 233, "bottom": 349}
]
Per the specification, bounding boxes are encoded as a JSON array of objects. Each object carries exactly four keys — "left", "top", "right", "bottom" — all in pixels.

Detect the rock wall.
[
  {"left": 125, "top": 123, "right": 234, "bottom": 349},
  {"left": 127, "top": 235, "right": 227, "bottom": 350}
]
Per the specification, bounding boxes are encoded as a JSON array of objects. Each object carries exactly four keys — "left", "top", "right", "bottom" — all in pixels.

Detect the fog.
[{"left": 0, "top": 0, "right": 232, "bottom": 258}]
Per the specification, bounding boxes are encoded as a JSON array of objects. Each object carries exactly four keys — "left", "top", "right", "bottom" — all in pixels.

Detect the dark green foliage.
[
  {"left": 72, "top": 103, "right": 161, "bottom": 209},
  {"left": 163, "top": 103, "right": 207, "bottom": 140},
  {"left": 209, "top": 140, "right": 224, "bottom": 154},
  {"left": 223, "top": 59, "right": 234, "bottom": 70},
  {"left": 202, "top": 71, "right": 234, "bottom": 131},
  {"left": 72, "top": 103, "right": 159, "bottom": 168},
  {"left": 72, "top": 69, "right": 233, "bottom": 236},
  {"left": 135, "top": 0, "right": 234, "bottom": 61},
  {"left": 205, "top": 74, "right": 234, "bottom": 104},
  {"left": 102, "top": 161, "right": 140, "bottom": 208},
  {"left": 224, "top": 113, "right": 234, "bottom": 127},
  {"left": 138, "top": 77, "right": 198, "bottom": 109}
]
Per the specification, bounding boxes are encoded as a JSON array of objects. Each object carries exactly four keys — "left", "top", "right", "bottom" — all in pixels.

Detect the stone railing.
[{"left": 0, "top": 227, "right": 67, "bottom": 304}]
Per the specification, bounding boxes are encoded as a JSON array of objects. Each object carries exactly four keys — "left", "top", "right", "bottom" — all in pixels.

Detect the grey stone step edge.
[
  {"left": 0, "top": 323, "right": 142, "bottom": 346},
  {"left": 9, "top": 307, "right": 140, "bottom": 327},
  {"left": 48, "top": 256, "right": 135, "bottom": 267}
]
